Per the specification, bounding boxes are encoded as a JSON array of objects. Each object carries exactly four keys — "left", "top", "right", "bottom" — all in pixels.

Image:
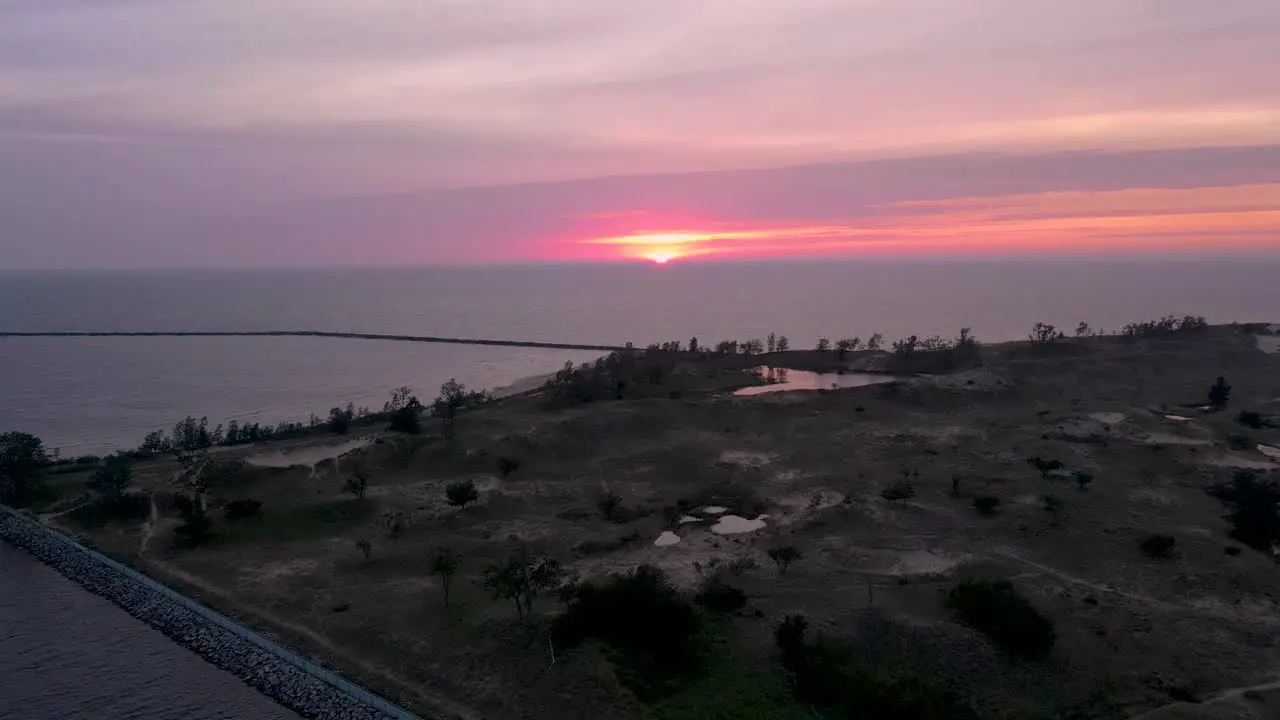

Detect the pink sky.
[{"left": 1, "top": 1, "right": 1279, "bottom": 267}]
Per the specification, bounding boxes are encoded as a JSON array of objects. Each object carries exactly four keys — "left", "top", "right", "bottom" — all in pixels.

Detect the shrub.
[
  {"left": 554, "top": 565, "right": 706, "bottom": 699},
  {"left": 881, "top": 481, "right": 915, "bottom": 504},
  {"left": 1140, "top": 534, "right": 1177, "bottom": 559},
  {"left": 342, "top": 473, "right": 368, "bottom": 501},
  {"left": 1208, "top": 470, "right": 1280, "bottom": 552},
  {"left": 598, "top": 491, "right": 623, "bottom": 520},
  {"left": 497, "top": 456, "right": 521, "bottom": 477},
  {"left": 943, "top": 579, "right": 1055, "bottom": 660},
  {"left": 1042, "top": 494, "right": 1063, "bottom": 513},
  {"left": 1073, "top": 471, "right": 1094, "bottom": 490},
  {"left": 973, "top": 495, "right": 1000, "bottom": 516},
  {"left": 1027, "top": 456, "right": 1064, "bottom": 478},
  {"left": 173, "top": 494, "right": 213, "bottom": 548},
  {"left": 767, "top": 546, "right": 802, "bottom": 574},
  {"left": 1225, "top": 433, "right": 1255, "bottom": 451},
  {"left": 1208, "top": 376, "right": 1232, "bottom": 407},
  {"left": 445, "top": 479, "right": 479, "bottom": 508},
  {"left": 1029, "top": 322, "right": 1062, "bottom": 343},
  {"left": 1236, "top": 411, "right": 1271, "bottom": 429},
  {"left": 388, "top": 405, "right": 421, "bottom": 434},
  {"left": 223, "top": 498, "right": 262, "bottom": 520},
  {"left": 694, "top": 580, "right": 747, "bottom": 614},
  {"left": 774, "top": 614, "right": 953, "bottom": 718},
  {"left": 355, "top": 538, "right": 372, "bottom": 562},
  {"left": 87, "top": 455, "right": 133, "bottom": 500},
  {"left": 484, "top": 545, "right": 562, "bottom": 619}
]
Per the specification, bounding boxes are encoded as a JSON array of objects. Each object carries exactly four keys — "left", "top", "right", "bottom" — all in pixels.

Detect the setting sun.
[{"left": 645, "top": 251, "right": 677, "bottom": 264}]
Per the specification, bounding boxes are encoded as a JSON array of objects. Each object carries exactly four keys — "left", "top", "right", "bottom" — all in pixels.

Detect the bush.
[
  {"left": 388, "top": 405, "right": 421, "bottom": 434},
  {"left": 1208, "top": 470, "right": 1280, "bottom": 552},
  {"left": 445, "top": 479, "right": 479, "bottom": 508},
  {"left": 1027, "top": 456, "right": 1064, "bottom": 478},
  {"left": 694, "top": 580, "right": 747, "bottom": 614},
  {"left": 1140, "top": 534, "right": 1177, "bottom": 559},
  {"left": 767, "top": 546, "right": 802, "bottom": 574},
  {"left": 497, "top": 456, "right": 521, "bottom": 477},
  {"left": 774, "top": 614, "right": 954, "bottom": 718},
  {"left": 1236, "top": 411, "right": 1271, "bottom": 429},
  {"left": 224, "top": 498, "right": 262, "bottom": 520},
  {"left": 943, "top": 579, "right": 1055, "bottom": 660},
  {"left": 173, "top": 494, "right": 213, "bottom": 548},
  {"left": 1073, "top": 471, "right": 1094, "bottom": 490},
  {"left": 881, "top": 481, "right": 915, "bottom": 504},
  {"left": 973, "top": 495, "right": 1000, "bottom": 516},
  {"left": 553, "top": 565, "right": 707, "bottom": 699},
  {"left": 598, "top": 491, "right": 623, "bottom": 520}
]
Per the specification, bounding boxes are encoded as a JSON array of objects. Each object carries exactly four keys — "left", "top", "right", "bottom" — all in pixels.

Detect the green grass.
[
  {"left": 649, "top": 641, "right": 809, "bottom": 720},
  {"left": 220, "top": 498, "right": 376, "bottom": 543}
]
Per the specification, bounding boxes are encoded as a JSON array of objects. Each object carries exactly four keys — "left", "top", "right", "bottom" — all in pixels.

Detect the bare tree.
[{"left": 430, "top": 547, "right": 461, "bottom": 608}]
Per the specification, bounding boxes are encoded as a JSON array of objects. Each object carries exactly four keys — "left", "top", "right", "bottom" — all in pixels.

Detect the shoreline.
[{"left": 0, "top": 508, "right": 422, "bottom": 720}]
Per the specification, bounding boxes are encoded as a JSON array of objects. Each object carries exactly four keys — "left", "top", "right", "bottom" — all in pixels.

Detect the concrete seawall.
[{"left": 0, "top": 507, "right": 423, "bottom": 720}]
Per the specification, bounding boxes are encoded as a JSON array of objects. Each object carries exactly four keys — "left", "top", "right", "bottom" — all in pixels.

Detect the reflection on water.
[
  {"left": 0, "top": 543, "right": 298, "bottom": 720},
  {"left": 734, "top": 367, "right": 900, "bottom": 396}
]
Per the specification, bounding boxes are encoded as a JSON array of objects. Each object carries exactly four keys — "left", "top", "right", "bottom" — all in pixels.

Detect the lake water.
[
  {"left": 0, "top": 542, "right": 299, "bottom": 720},
  {"left": 733, "top": 367, "right": 901, "bottom": 396},
  {"left": 2, "top": 259, "right": 1278, "bottom": 453}
]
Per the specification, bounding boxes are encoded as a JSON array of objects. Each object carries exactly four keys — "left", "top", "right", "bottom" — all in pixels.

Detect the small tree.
[
  {"left": 88, "top": 455, "right": 133, "bottom": 502},
  {"left": 866, "top": 333, "right": 884, "bottom": 351},
  {"left": 767, "top": 546, "right": 802, "bottom": 574},
  {"left": 816, "top": 338, "right": 831, "bottom": 352},
  {"left": 0, "top": 431, "right": 50, "bottom": 508},
  {"left": 776, "top": 335, "right": 790, "bottom": 352},
  {"left": 430, "top": 547, "right": 461, "bottom": 608},
  {"left": 598, "top": 491, "right": 623, "bottom": 520},
  {"left": 355, "top": 538, "right": 373, "bottom": 563},
  {"left": 1029, "top": 323, "right": 1061, "bottom": 343},
  {"left": 343, "top": 473, "right": 369, "bottom": 501},
  {"left": 973, "top": 495, "right": 1000, "bottom": 516},
  {"left": 1140, "top": 534, "right": 1176, "bottom": 559},
  {"left": 446, "top": 479, "right": 479, "bottom": 508},
  {"left": 1073, "top": 471, "right": 1093, "bottom": 491},
  {"left": 174, "top": 494, "right": 213, "bottom": 548},
  {"left": 1075, "top": 322, "right": 1093, "bottom": 337},
  {"left": 1042, "top": 494, "right": 1062, "bottom": 514},
  {"left": 484, "top": 545, "right": 563, "bottom": 619},
  {"left": 881, "top": 481, "right": 915, "bottom": 504},
  {"left": 328, "top": 405, "right": 353, "bottom": 435},
  {"left": 497, "top": 456, "right": 521, "bottom": 477},
  {"left": 1208, "top": 376, "right": 1232, "bottom": 407},
  {"left": 388, "top": 404, "right": 421, "bottom": 434},
  {"left": 767, "top": 332, "right": 777, "bottom": 354}
]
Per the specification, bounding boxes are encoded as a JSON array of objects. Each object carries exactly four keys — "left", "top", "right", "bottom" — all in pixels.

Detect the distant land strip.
[{"left": 0, "top": 330, "right": 625, "bottom": 352}]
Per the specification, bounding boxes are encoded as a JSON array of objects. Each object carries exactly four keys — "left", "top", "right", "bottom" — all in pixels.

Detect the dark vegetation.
[
  {"left": 1208, "top": 470, "right": 1280, "bottom": 552},
  {"left": 1121, "top": 315, "right": 1209, "bottom": 338},
  {"left": 973, "top": 495, "right": 1001, "bottom": 516},
  {"left": 1236, "top": 410, "right": 1273, "bottom": 429},
  {"left": 0, "top": 431, "right": 49, "bottom": 507},
  {"left": 884, "top": 327, "right": 981, "bottom": 373},
  {"left": 774, "top": 615, "right": 957, "bottom": 719},
  {"left": 1139, "top": 534, "right": 1177, "bottom": 559},
  {"left": 943, "top": 579, "right": 1055, "bottom": 660},
  {"left": 445, "top": 479, "right": 479, "bottom": 508},
  {"left": 767, "top": 545, "right": 801, "bottom": 574},
  {"left": 429, "top": 547, "right": 461, "bottom": 608},
  {"left": 1207, "top": 376, "right": 1232, "bottom": 408},
  {"left": 223, "top": 498, "right": 263, "bottom": 520},
  {"left": 1027, "top": 456, "right": 1064, "bottom": 478},
  {"left": 174, "top": 494, "right": 213, "bottom": 548},
  {"left": 554, "top": 565, "right": 707, "bottom": 700},
  {"left": 483, "top": 545, "right": 562, "bottom": 619},
  {"left": 693, "top": 579, "right": 747, "bottom": 614}
]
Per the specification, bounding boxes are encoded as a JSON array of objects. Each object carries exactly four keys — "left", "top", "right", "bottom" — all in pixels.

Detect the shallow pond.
[{"left": 734, "top": 367, "right": 899, "bottom": 396}]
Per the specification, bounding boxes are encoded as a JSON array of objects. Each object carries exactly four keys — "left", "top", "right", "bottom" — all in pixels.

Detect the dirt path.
[
  {"left": 1130, "top": 674, "right": 1280, "bottom": 719},
  {"left": 992, "top": 548, "right": 1280, "bottom": 626},
  {"left": 136, "top": 497, "right": 160, "bottom": 558},
  {"left": 142, "top": 557, "right": 481, "bottom": 720}
]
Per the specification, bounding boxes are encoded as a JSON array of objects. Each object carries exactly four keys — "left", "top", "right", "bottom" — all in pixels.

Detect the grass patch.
[
  {"left": 221, "top": 498, "right": 375, "bottom": 543},
  {"left": 650, "top": 641, "right": 810, "bottom": 720}
]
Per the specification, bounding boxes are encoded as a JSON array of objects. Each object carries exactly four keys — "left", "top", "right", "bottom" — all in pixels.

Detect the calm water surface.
[
  {"left": 2, "top": 259, "right": 1277, "bottom": 453},
  {"left": 0, "top": 542, "right": 299, "bottom": 720}
]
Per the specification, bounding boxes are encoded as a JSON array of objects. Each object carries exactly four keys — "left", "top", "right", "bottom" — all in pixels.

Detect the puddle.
[
  {"left": 678, "top": 515, "right": 701, "bottom": 524},
  {"left": 1089, "top": 412, "right": 1126, "bottom": 425},
  {"left": 246, "top": 438, "right": 371, "bottom": 468},
  {"left": 701, "top": 506, "right": 728, "bottom": 515},
  {"left": 654, "top": 531, "right": 682, "bottom": 547},
  {"left": 1258, "top": 444, "right": 1280, "bottom": 460},
  {"left": 711, "top": 515, "right": 769, "bottom": 535},
  {"left": 1164, "top": 414, "right": 1193, "bottom": 422},
  {"left": 735, "top": 367, "right": 899, "bottom": 396}
]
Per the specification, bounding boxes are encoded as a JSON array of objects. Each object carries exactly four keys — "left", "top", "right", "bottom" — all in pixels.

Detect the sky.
[{"left": 2, "top": 0, "right": 1279, "bottom": 268}]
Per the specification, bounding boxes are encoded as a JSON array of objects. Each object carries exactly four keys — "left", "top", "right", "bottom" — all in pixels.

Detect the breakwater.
[
  {"left": 0, "top": 330, "right": 625, "bottom": 352},
  {"left": 0, "top": 508, "right": 424, "bottom": 720}
]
